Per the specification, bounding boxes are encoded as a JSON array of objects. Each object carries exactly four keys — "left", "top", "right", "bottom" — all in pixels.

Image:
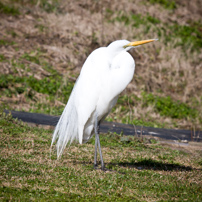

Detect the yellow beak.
[{"left": 124, "top": 39, "right": 158, "bottom": 48}]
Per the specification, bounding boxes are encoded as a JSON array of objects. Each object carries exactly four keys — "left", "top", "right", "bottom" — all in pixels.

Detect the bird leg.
[
  {"left": 94, "top": 117, "right": 105, "bottom": 170},
  {"left": 94, "top": 128, "right": 98, "bottom": 169}
]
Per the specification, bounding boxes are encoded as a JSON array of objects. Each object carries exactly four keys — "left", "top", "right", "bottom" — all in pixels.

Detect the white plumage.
[{"left": 51, "top": 39, "right": 157, "bottom": 166}]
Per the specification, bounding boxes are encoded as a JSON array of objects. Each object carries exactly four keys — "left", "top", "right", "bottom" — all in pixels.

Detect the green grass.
[
  {"left": 37, "top": 0, "right": 60, "bottom": 13},
  {"left": 0, "top": 0, "right": 61, "bottom": 16},
  {"left": 0, "top": 49, "right": 75, "bottom": 114},
  {"left": 0, "top": 39, "right": 16, "bottom": 46},
  {"left": 142, "top": 92, "right": 198, "bottom": 119},
  {"left": 168, "top": 23, "right": 202, "bottom": 50},
  {"left": 28, "top": 0, "right": 60, "bottom": 13},
  {"left": 0, "top": 112, "right": 202, "bottom": 201},
  {"left": 11, "top": 0, "right": 60, "bottom": 13},
  {"left": 30, "top": 102, "right": 65, "bottom": 115},
  {"left": 0, "top": 2, "right": 20, "bottom": 16},
  {"left": 0, "top": 72, "right": 74, "bottom": 114},
  {"left": 148, "top": 0, "right": 177, "bottom": 10},
  {"left": 114, "top": 13, "right": 160, "bottom": 28},
  {"left": 0, "top": 74, "right": 60, "bottom": 96},
  {"left": 111, "top": 12, "right": 202, "bottom": 51},
  {"left": 106, "top": 92, "right": 201, "bottom": 128},
  {"left": 0, "top": 54, "right": 6, "bottom": 61}
]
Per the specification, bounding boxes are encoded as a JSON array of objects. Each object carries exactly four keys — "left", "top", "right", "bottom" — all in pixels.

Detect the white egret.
[{"left": 51, "top": 39, "right": 158, "bottom": 170}]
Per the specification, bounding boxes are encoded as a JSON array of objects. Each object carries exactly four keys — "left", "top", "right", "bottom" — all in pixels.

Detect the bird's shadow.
[
  {"left": 74, "top": 159, "right": 200, "bottom": 172},
  {"left": 107, "top": 159, "right": 195, "bottom": 172}
]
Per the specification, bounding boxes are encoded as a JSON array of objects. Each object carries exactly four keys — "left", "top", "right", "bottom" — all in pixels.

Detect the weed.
[
  {"left": 142, "top": 92, "right": 198, "bottom": 119},
  {"left": 21, "top": 52, "right": 40, "bottom": 64},
  {"left": 0, "top": 2, "right": 20, "bottom": 15},
  {"left": 11, "top": 0, "right": 60, "bottom": 13},
  {"left": 146, "top": 15, "right": 160, "bottom": 24},
  {"left": 0, "top": 39, "right": 15, "bottom": 46},
  {"left": 169, "top": 24, "right": 202, "bottom": 50},
  {"left": 30, "top": 102, "right": 64, "bottom": 115},
  {"left": 132, "top": 118, "right": 165, "bottom": 128},
  {"left": 35, "top": 0, "right": 60, "bottom": 13},
  {"left": 114, "top": 13, "right": 146, "bottom": 28},
  {"left": 0, "top": 74, "right": 74, "bottom": 101},
  {"left": 0, "top": 54, "right": 6, "bottom": 61},
  {"left": 7, "top": 30, "right": 18, "bottom": 38},
  {"left": 148, "top": 0, "right": 177, "bottom": 10},
  {"left": 35, "top": 24, "right": 47, "bottom": 32}
]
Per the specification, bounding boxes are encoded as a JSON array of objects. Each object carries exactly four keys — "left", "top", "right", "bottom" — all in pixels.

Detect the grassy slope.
[
  {"left": 0, "top": 0, "right": 202, "bottom": 130},
  {"left": 0, "top": 112, "right": 202, "bottom": 201}
]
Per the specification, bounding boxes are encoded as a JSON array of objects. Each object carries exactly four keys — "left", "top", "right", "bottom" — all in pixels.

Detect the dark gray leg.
[
  {"left": 94, "top": 130, "right": 98, "bottom": 168},
  {"left": 94, "top": 117, "right": 105, "bottom": 170}
]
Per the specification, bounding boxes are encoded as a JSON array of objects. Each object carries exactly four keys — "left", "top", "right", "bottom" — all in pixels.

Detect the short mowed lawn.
[{"left": 0, "top": 112, "right": 202, "bottom": 201}]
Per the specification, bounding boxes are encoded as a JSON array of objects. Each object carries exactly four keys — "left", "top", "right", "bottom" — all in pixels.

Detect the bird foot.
[
  {"left": 94, "top": 164, "right": 98, "bottom": 169},
  {"left": 94, "top": 164, "right": 106, "bottom": 171}
]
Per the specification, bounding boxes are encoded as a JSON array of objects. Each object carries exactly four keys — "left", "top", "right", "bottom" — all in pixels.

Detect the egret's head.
[
  {"left": 107, "top": 39, "right": 158, "bottom": 55},
  {"left": 107, "top": 40, "right": 129, "bottom": 51}
]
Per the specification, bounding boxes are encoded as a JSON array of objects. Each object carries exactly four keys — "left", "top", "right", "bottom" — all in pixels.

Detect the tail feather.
[{"left": 51, "top": 95, "right": 79, "bottom": 159}]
